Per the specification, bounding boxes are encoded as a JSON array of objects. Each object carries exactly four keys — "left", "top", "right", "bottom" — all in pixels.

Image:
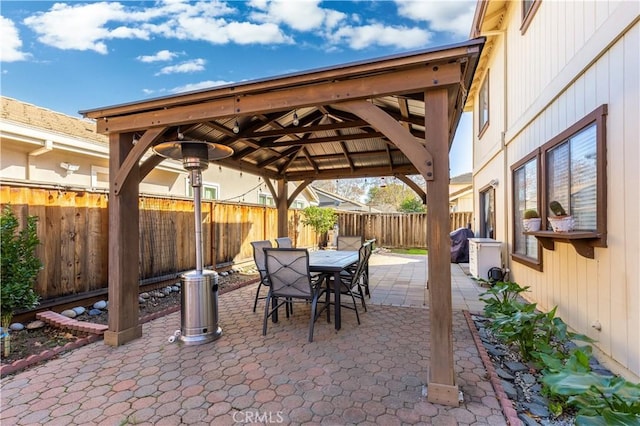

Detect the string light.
[
  {"left": 292, "top": 111, "right": 299, "bottom": 126},
  {"left": 233, "top": 119, "right": 240, "bottom": 134}
]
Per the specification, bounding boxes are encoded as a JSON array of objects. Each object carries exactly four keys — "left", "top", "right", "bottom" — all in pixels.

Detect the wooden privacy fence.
[
  {"left": 336, "top": 211, "right": 473, "bottom": 248},
  {"left": 1, "top": 185, "right": 472, "bottom": 300}
]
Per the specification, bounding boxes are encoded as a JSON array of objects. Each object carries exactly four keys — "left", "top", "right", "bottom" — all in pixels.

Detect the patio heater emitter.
[{"left": 153, "top": 139, "right": 233, "bottom": 345}]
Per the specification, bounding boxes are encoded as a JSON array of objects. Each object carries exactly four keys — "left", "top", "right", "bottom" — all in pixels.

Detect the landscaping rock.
[
  {"left": 61, "top": 309, "right": 77, "bottom": 318},
  {"left": 140, "top": 292, "right": 150, "bottom": 299},
  {"left": 495, "top": 367, "right": 515, "bottom": 380},
  {"left": 504, "top": 361, "right": 529, "bottom": 373},
  {"left": 88, "top": 309, "right": 103, "bottom": 316},
  {"left": 500, "top": 379, "right": 518, "bottom": 400},
  {"left": 26, "top": 320, "right": 45, "bottom": 330},
  {"left": 9, "top": 323, "right": 24, "bottom": 331},
  {"left": 93, "top": 300, "right": 107, "bottom": 310},
  {"left": 523, "top": 402, "right": 550, "bottom": 418},
  {"left": 72, "top": 306, "right": 86, "bottom": 315}
]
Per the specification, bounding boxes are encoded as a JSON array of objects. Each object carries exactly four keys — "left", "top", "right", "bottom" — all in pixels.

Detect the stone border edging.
[
  {"left": 463, "top": 310, "right": 522, "bottom": 426},
  {"left": 0, "top": 277, "right": 260, "bottom": 378}
]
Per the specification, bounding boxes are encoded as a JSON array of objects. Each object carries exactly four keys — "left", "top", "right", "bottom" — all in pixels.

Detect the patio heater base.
[{"left": 179, "top": 270, "right": 222, "bottom": 345}]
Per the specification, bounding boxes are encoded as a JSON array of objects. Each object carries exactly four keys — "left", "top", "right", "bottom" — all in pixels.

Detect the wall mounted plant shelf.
[{"left": 524, "top": 230, "right": 605, "bottom": 259}]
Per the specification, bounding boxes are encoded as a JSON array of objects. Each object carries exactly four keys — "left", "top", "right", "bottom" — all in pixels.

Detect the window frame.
[
  {"left": 540, "top": 104, "right": 607, "bottom": 241},
  {"left": 258, "top": 192, "right": 275, "bottom": 206},
  {"left": 478, "top": 71, "right": 490, "bottom": 137},
  {"left": 521, "top": 0, "right": 541, "bottom": 34},
  {"left": 478, "top": 184, "right": 496, "bottom": 240},
  {"left": 186, "top": 178, "right": 220, "bottom": 200},
  {"left": 511, "top": 104, "right": 607, "bottom": 267},
  {"left": 511, "top": 151, "right": 543, "bottom": 271}
]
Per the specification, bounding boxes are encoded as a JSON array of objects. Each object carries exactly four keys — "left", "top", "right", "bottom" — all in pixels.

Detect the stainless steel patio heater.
[{"left": 153, "top": 139, "right": 233, "bottom": 345}]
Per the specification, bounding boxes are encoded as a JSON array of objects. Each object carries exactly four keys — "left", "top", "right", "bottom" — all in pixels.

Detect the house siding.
[{"left": 471, "top": 1, "right": 639, "bottom": 379}]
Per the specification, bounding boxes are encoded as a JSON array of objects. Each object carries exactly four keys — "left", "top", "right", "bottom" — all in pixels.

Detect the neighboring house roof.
[
  {"left": 1, "top": 96, "right": 106, "bottom": 147},
  {"left": 450, "top": 172, "right": 472, "bottom": 185},
  {"left": 312, "top": 186, "right": 380, "bottom": 212}
]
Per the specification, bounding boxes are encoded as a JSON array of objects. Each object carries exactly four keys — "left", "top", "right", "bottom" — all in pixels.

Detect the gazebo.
[{"left": 81, "top": 38, "right": 485, "bottom": 406}]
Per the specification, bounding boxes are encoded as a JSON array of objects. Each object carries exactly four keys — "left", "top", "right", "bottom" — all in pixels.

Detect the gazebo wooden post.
[
  {"left": 276, "top": 179, "right": 288, "bottom": 238},
  {"left": 425, "top": 88, "right": 458, "bottom": 406},
  {"left": 104, "top": 132, "right": 142, "bottom": 346}
]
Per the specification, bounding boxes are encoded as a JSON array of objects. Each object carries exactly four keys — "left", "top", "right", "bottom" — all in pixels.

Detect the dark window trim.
[
  {"left": 478, "top": 183, "right": 496, "bottom": 240},
  {"left": 478, "top": 71, "right": 490, "bottom": 138},
  {"left": 520, "top": 0, "right": 541, "bottom": 34},
  {"left": 540, "top": 104, "right": 607, "bottom": 245},
  {"left": 511, "top": 150, "right": 543, "bottom": 270},
  {"left": 511, "top": 104, "right": 608, "bottom": 265}
]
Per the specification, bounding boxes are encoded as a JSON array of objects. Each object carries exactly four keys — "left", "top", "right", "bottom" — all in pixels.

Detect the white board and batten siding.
[{"left": 497, "top": 1, "right": 639, "bottom": 379}]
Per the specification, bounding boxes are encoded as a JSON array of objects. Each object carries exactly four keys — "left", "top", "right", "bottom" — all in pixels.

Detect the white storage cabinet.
[{"left": 468, "top": 238, "right": 502, "bottom": 280}]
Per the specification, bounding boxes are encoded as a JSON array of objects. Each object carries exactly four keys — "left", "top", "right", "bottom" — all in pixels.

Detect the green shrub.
[{"left": 1, "top": 205, "right": 42, "bottom": 356}]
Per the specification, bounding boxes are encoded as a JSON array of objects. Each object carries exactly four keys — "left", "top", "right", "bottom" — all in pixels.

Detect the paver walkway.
[{"left": 0, "top": 253, "right": 505, "bottom": 425}]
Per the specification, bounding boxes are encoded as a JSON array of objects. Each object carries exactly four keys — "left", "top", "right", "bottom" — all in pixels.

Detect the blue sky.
[{"left": 1, "top": 0, "right": 476, "bottom": 176}]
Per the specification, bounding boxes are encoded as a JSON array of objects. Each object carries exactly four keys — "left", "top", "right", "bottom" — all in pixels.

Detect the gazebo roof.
[{"left": 81, "top": 38, "right": 484, "bottom": 183}]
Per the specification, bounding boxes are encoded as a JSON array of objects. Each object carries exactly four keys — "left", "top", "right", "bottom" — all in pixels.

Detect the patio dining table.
[{"left": 309, "top": 249, "right": 359, "bottom": 331}]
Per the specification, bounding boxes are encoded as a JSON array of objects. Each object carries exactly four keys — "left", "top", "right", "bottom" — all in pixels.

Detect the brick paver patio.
[{"left": 0, "top": 253, "right": 506, "bottom": 425}]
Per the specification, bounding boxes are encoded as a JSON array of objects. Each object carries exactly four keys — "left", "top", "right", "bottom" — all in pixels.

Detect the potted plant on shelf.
[
  {"left": 548, "top": 200, "right": 574, "bottom": 232},
  {"left": 522, "top": 209, "right": 541, "bottom": 232}
]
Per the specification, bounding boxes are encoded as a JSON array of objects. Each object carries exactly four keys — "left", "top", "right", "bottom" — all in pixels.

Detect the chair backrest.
[
  {"left": 337, "top": 235, "right": 363, "bottom": 251},
  {"left": 264, "top": 248, "right": 312, "bottom": 299},
  {"left": 251, "top": 240, "right": 273, "bottom": 281},
  {"left": 348, "top": 244, "right": 369, "bottom": 286},
  {"left": 275, "top": 237, "right": 293, "bottom": 248},
  {"left": 363, "top": 239, "right": 374, "bottom": 262}
]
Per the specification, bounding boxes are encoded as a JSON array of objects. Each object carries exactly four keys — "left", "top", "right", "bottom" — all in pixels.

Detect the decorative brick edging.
[
  {"left": 463, "top": 310, "right": 522, "bottom": 426},
  {"left": 0, "top": 333, "right": 101, "bottom": 378},
  {"left": 36, "top": 311, "right": 109, "bottom": 334},
  {"left": 1, "top": 277, "right": 261, "bottom": 378}
]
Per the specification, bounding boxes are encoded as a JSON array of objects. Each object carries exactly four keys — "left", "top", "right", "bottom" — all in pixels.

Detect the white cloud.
[
  {"left": 171, "top": 80, "right": 235, "bottom": 94},
  {"left": 156, "top": 58, "right": 206, "bottom": 75},
  {"left": 224, "top": 22, "right": 292, "bottom": 45},
  {"left": 329, "top": 24, "right": 432, "bottom": 50},
  {"left": 137, "top": 50, "right": 179, "bottom": 63},
  {"left": 20, "top": 1, "right": 292, "bottom": 53},
  {"left": 249, "top": 0, "right": 346, "bottom": 32},
  {"left": 394, "top": 0, "right": 475, "bottom": 37},
  {"left": 23, "top": 2, "right": 144, "bottom": 54},
  {"left": 0, "top": 16, "right": 30, "bottom": 62}
]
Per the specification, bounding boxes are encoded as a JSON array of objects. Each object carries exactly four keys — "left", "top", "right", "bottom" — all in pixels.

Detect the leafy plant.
[
  {"left": 480, "top": 280, "right": 530, "bottom": 318},
  {"left": 1, "top": 205, "right": 42, "bottom": 356},
  {"left": 490, "top": 302, "right": 549, "bottom": 361},
  {"left": 300, "top": 206, "right": 337, "bottom": 247},
  {"left": 524, "top": 209, "right": 540, "bottom": 219},
  {"left": 543, "top": 371, "right": 640, "bottom": 425},
  {"left": 549, "top": 200, "right": 568, "bottom": 216}
]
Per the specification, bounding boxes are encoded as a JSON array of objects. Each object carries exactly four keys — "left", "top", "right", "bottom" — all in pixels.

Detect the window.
[
  {"left": 521, "top": 0, "right": 541, "bottom": 34},
  {"left": 292, "top": 200, "right": 305, "bottom": 209},
  {"left": 91, "top": 165, "right": 109, "bottom": 189},
  {"left": 478, "top": 71, "right": 489, "bottom": 136},
  {"left": 258, "top": 192, "right": 275, "bottom": 206},
  {"left": 511, "top": 104, "right": 607, "bottom": 266},
  {"left": 543, "top": 105, "right": 606, "bottom": 233},
  {"left": 479, "top": 187, "right": 495, "bottom": 239},
  {"left": 186, "top": 178, "right": 219, "bottom": 200},
  {"left": 512, "top": 156, "right": 541, "bottom": 267}
]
